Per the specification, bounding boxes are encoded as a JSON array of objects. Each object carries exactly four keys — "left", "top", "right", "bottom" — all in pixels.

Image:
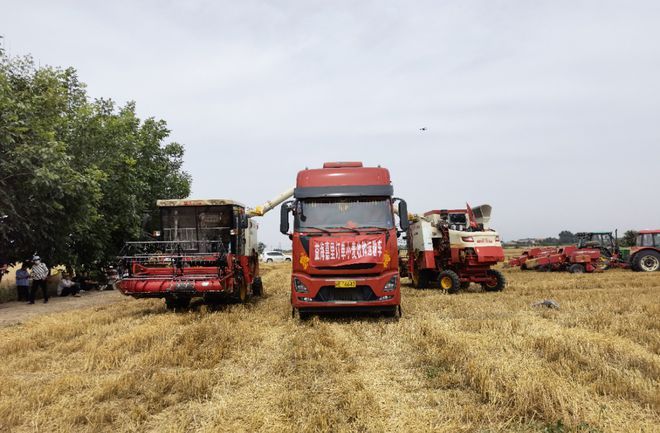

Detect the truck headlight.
[
  {"left": 383, "top": 275, "right": 398, "bottom": 292},
  {"left": 294, "top": 278, "right": 308, "bottom": 293}
]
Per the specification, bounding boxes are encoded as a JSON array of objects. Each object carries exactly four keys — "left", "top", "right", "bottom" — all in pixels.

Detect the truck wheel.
[
  {"left": 482, "top": 269, "right": 506, "bottom": 292},
  {"left": 438, "top": 270, "right": 460, "bottom": 294},
  {"left": 251, "top": 276, "right": 264, "bottom": 297},
  {"left": 568, "top": 263, "right": 586, "bottom": 274},
  {"left": 633, "top": 251, "right": 660, "bottom": 272},
  {"left": 165, "top": 296, "right": 190, "bottom": 310},
  {"left": 412, "top": 268, "right": 430, "bottom": 289}
]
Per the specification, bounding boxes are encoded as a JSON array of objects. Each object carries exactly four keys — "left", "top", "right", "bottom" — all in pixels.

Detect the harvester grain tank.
[
  {"left": 279, "top": 162, "right": 408, "bottom": 318},
  {"left": 117, "top": 199, "right": 263, "bottom": 309},
  {"left": 402, "top": 204, "right": 506, "bottom": 293}
]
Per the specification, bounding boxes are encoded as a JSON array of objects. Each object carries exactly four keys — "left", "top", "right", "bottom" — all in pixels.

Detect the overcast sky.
[{"left": 2, "top": 0, "right": 659, "bottom": 247}]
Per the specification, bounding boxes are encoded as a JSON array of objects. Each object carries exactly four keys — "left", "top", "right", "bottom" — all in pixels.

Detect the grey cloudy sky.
[{"left": 2, "top": 0, "right": 659, "bottom": 247}]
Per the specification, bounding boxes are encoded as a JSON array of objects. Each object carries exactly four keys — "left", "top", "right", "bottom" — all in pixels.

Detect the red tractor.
[
  {"left": 117, "top": 199, "right": 263, "bottom": 309},
  {"left": 508, "top": 231, "right": 626, "bottom": 273},
  {"left": 401, "top": 204, "right": 506, "bottom": 293},
  {"left": 629, "top": 230, "right": 660, "bottom": 272}
]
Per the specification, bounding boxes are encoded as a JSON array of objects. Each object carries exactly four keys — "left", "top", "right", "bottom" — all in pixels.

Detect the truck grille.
[{"left": 314, "top": 285, "right": 377, "bottom": 302}]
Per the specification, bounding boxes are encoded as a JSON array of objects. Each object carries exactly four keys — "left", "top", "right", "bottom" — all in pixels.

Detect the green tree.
[
  {"left": 0, "top": 50, "right": 191, "bottom": 270},
  {"left": 620, "top": 230, "right": 638, "bottom": 247},
  {"left": 558, "top": 230, "right": 576, "bottom": 245}
]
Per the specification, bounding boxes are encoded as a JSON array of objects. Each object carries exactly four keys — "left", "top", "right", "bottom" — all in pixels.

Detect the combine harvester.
[
  {"left": 400, "top": 204, "right": 506, "bottom": 293},
  {"left": 116, "top": 195, "right": 290, "bottom": 309},
  {"left": 278, "top": 161, "right": 409, "bottom": 319},
  {"left": 508, "top": 231, "right": 627, "bottom": 273}
]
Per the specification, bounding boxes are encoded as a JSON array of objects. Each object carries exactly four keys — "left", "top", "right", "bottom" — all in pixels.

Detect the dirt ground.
[
  {"left": 0, "top": 289, "right": 123, "bottom": 328},
  {"left": 0, "top": 264, "right": 658, "bottom": 433}
]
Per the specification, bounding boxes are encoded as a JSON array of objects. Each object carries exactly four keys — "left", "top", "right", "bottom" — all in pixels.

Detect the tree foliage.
[
  {"left": 558, "top": 230, "right": 576, "bottom": 245},
  {"left": 620, "top": 230, "right": 638, "bottom": 247},
  {"left": 0, "top": 50, "right": 191, "bottom": 269}
]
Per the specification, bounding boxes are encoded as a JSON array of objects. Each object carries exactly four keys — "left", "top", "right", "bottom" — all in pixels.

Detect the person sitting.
[{"left": 57, "top": 273, "right": 80, "bottom": 297}]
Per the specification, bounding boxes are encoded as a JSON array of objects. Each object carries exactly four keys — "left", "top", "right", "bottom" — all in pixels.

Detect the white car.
[{"left": 261, "top": 251, "right": 292, "bottom": 263}]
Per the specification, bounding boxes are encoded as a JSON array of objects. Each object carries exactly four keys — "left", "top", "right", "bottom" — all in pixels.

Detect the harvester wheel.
[
  {"left": 482, "top": 269, "right": 506, "bottom": 292},
  {"left": 165, "top": 296, "right": 190, "bottom": 310},
  {"left": 438, "top": 270, "right": 460, "bottom": 294},
  {"left": 251, "top": 276, "right": 264, "bottom": 297},
  {"left": 633, "top": 251, "right": 660, "bottom": 272},
  {"left": 568, "top": 263, "right": 586, "bottom": 274},
  {"left": 233, "top": 271, "right": 247, "bottom": 303}
]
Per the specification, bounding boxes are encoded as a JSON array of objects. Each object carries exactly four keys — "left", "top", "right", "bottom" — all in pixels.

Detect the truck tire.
[
  {"left": 438, "top": 270, "right": 461, "bottom": 294},
  {"left": 482, "top": 269, "right": 506, "bottom": 292},
  {"left": 412, "top": 268, "right": 430, "bottom": 289},
  {"left": 633, "top": 250, "right": 660, "bottom": 272},
  {"left": 165, "top": 296, "right": 190, "bottom": 310},
  {"left": 568, "top": 263, "right": 586, "bottom": 274},
  {"left": 251, "top": 276, "right": 264, "bottom": 297}
]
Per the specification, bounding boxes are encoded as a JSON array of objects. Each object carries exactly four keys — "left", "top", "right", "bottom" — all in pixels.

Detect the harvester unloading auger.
[{"left": 400, "top": 204, "right": 506, "bottom": 293}]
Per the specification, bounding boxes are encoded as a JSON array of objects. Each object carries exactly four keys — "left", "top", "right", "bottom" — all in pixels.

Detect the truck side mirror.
[
  {"left": 398, "top": 200, "right": 409, "bottom": 231},
  {"left": 240, "top": 214, "right": 249, "bottom": 229},
  {"left": 280, "top": 201, "right": 292, "bottom": 234}
]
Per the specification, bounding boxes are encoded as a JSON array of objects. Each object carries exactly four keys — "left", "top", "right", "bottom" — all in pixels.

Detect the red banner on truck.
[{"left": 310, "top": 234, "right": 386, "bottom": 266}]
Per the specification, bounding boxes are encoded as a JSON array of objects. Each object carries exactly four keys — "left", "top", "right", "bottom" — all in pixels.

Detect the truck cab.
[{"left": 280, "top": 162, "right": 408, "bottom": 318}]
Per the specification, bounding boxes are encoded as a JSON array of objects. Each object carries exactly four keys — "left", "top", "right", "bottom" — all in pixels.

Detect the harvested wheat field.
[{"left": 0, "top": 264, "right": 658, "bottom": 433}]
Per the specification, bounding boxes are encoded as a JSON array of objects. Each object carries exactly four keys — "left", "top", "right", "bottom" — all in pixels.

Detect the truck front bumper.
[{"left": 290, "top": 271, "right": 400, "bottom": 310}]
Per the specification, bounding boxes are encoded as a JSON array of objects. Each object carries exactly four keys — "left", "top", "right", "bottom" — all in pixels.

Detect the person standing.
[
  {"left": 28, "top": 256, "right": 49, "bottom": 304},
  {"left": 15, "top": 264, "right": 30, "bottom": 301}
]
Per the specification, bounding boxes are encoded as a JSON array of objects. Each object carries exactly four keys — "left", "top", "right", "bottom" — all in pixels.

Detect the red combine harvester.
[
  {"left": 279, "top": 162, "right": 408, "bottom": 319},
  {"left": 401, "top": 204, "right": 506, "bottom": 293},
  {"left": 117, "top": 199, "right": 263, "bottom": 309},
  {"left": 629, "top": 230, "right": 660, "bottom": 272},
  {"left": 508, "top": 232, "right": 625, "bottom": 273}
]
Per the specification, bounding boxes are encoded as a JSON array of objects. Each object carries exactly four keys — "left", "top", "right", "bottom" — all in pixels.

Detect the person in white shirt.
[{"left": 58, "top": 273, "right": 80, "bottom": 297}]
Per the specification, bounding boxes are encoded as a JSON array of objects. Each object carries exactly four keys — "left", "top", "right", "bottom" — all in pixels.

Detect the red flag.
[{"left": 466, "top": 203, "right": 478, "bottom": 228}]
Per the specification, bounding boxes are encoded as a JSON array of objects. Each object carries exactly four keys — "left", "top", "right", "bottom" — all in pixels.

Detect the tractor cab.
[{"left": 576, "top": 232, "right": 618, "bottom": 256}]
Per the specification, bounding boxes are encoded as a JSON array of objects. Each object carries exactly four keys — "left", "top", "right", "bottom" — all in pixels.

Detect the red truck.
[{"left": 279, "top": 162, "right": 408, "bottom": 319}]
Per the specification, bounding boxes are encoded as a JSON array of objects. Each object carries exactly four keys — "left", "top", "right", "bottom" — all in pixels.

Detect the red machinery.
[
  {"left": 508, "top": 232, "right": 625, "bottom": 273},
  {"left": 401, "top": 205, "right": 506, "bottom": 293},
  {"left": 279, "top": 162, "right": 408, "bottom": 318},
  {"left": 629, "top": 230, "right": 660, "bottom": 272},
  {"left": 117, "top": 199, "right": 263, "bottom": 309}
]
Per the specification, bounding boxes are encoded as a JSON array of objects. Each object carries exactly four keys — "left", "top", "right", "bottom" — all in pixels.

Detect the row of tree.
[{"left": 0, "top": 49, "right": 191, "bottom": 272}]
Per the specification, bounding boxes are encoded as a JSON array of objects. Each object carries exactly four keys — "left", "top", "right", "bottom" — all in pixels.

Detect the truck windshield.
[{"left": 295, "top": 198, "right": 394, "bottom": 230}]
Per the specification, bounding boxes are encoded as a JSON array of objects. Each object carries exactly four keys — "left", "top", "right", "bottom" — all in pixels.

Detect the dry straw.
[{"left": 0, "top": 264, "right": 658, "bottom": 432}]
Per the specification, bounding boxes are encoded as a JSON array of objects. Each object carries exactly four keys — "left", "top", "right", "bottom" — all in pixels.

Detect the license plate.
[{"left": 335, "top": 280, "right": 357, "bottom": 288}]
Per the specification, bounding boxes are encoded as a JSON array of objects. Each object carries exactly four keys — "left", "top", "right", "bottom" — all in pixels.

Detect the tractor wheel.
[
  {"left": 165, "top": 296, "right": 190, "bottom": 310},
  {"left": 633, "top": 251, "right": 660, "bottom": 272},
  {"left": 251, "top": 276, "right": 264, "bottom": 297},
  {"left": 438, "top": 270, "right": 461, "bottom": 294},
  {"left": 568, "top": 263, "right": 586, "bottom": 274},
  {"left": 482, "top": 269, "right": 506, "bottom": 292},
  {"left": 412, "top": 267, "right": 430, "bottom": 289}
]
